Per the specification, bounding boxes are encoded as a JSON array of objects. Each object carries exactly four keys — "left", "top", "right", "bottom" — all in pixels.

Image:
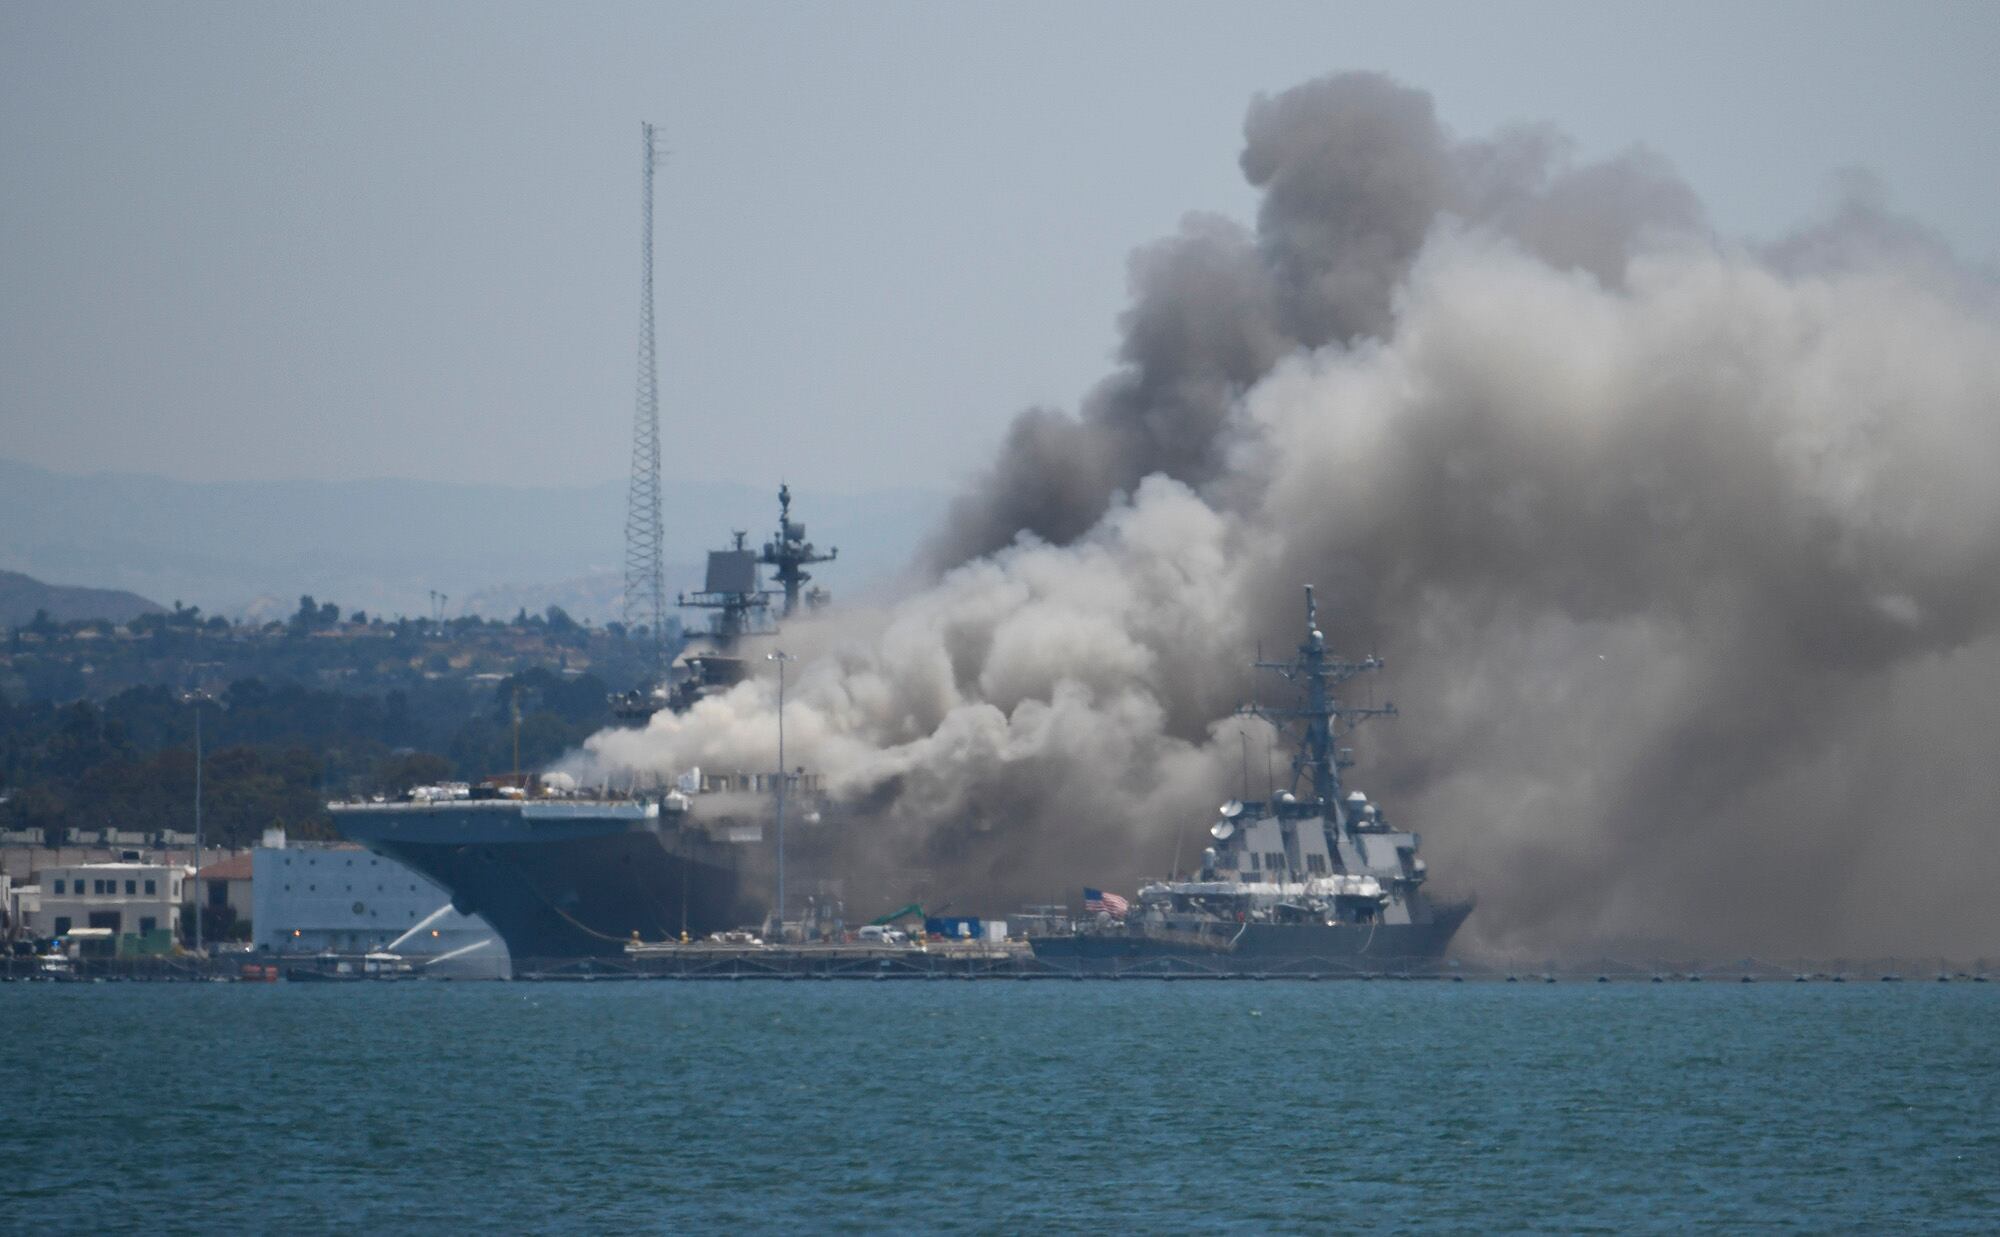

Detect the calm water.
[{"left": 3, "top": 981, "right": 1997, "bottom": 1232}]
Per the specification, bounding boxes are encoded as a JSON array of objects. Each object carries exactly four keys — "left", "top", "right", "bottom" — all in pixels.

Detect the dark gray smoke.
[
  {"left": 1242, "top": 225, "right": 2000, "bottom": 954},
  {"left": 576, "top": 72, "right": 2000, "bottom": 958},
  {"left": 928, "top": 71, "right": 1706, "bottom": 569}
]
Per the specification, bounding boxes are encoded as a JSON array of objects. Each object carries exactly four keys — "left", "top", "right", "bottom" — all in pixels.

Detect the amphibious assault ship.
[
  {"left": 330, "top": 783, "right": 756, "bottom": 960},
  {"left": 1030, "top": 586, "right": 1471, "bottom": 969},
  {"left": 339, "top": 490, "right": 839, "bottom": 961}
]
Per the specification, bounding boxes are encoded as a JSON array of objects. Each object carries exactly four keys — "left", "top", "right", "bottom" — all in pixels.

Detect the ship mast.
[
  {"left": 1245, "top": 585, "right": 1396, "bottom": 825},
  {"left": 757, "top": 484, "right": 837, "bottom": 617}
]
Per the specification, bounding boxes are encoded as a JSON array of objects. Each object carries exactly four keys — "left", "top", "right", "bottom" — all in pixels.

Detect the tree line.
[{"left": 0, "top": 667, "right": 616, "bottom": 849}]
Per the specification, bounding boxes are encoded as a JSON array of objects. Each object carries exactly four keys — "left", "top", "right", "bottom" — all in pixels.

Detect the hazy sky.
[{"left": 3, "top": 2, "right": 1994, "bottom": 494}]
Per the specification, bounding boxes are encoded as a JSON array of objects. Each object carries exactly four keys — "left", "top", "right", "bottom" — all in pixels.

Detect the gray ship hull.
[
  {"left": 1030, "top": 901, "right": 1472, "bottom": 972},
  {"left": 332, "top": 801, "right": 752, "bottom": 961}
]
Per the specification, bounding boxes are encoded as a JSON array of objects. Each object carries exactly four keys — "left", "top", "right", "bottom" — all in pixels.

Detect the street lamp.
[
  {"left": 180, "top": 690, "right": 219, "bottom": 955},
  {"left": 767, "top": 649, "right": 794, "bottom": 940}
]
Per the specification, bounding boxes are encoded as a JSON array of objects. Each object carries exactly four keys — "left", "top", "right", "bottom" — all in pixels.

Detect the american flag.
[{"left": 1084, "top": 887, "right": 1129, "bottom": 917}]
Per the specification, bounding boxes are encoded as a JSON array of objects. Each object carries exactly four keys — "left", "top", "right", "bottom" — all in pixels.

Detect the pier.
[{"left": 5, "top": 947, "right": 1992, "bottom": 984}]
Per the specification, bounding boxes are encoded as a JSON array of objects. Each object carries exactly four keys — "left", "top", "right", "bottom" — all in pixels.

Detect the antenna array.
[{"left": 622, "top": 121, "right": 669, "bottom": 668}]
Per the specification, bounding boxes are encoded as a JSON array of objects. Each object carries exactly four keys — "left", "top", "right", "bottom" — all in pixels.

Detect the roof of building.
[
  {"left": 64, "top": 861, "right": 181, "bottom": 873},
  {"left": 196, "top": 853, "right": 254, "bottom": 882}
]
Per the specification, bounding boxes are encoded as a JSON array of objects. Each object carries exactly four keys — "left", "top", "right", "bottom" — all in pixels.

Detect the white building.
[
  {"left": 1, "top": 872, "right": 28, "bottom": 940},
  {"left": 9, "top": 884, "right": 39, "bottom": 941},
  {"left": 251, "top": 840, "right": 497, "bottom": 968},
  {"left": 29, "top": 862, "right": 187, "bottom": 953}
]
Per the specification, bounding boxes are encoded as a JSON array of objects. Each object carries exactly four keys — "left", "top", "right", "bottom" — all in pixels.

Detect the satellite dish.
[
  {"left": 1210, "top": 820, "right": 1236, "bottom": 841},
  {"left": 1219, "top": 800, "right": 1245, "bottom": 819}
]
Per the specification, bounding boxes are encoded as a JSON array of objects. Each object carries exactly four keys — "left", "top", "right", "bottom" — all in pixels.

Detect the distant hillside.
[
  {"left": 0, "top": 569, "right": 162, "bottom": 629},
  {"left": 0, "top": 457, "right": 945, "bottom": 621}
]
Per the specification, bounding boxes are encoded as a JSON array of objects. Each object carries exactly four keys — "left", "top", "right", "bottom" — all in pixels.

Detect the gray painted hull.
[
  {"left": 1030, "top": 901, "right": 1472, "bottom": 971},
  {"left": 333, "top": 804, "right": 750, "bottom": 960}
]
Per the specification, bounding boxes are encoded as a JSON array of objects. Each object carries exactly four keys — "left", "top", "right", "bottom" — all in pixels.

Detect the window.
[
  {"left": 144, "top": 880, "right": 156, "bottom": 895},
  {"left": 94, "top": 880, "right": 108, "bottom": 895},
  {"left": 1306, "top": 854, "right": 1327, "bottom": 875},
  {"left": 125, "top": 880, "right": 137, "bottom": 895},
  {"left": 53, "top": 880, "right": 64, "bottom": 895},
  {"left": 1244, "top": 853, "right": 1259, "bottom": 871},
  {"left": 1268, "top": 852, "right": 1287, "bottom": 874},
  {"left": 139, "top": 917, "right": 157, "bottom": 935},
  {"left": 53, "top": 917, "right": 71, "bottom": 935}
]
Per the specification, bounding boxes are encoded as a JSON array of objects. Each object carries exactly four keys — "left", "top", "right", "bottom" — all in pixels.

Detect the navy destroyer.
[{"left": 1031, "top": 586, "right": 1471, "bottom": 969}]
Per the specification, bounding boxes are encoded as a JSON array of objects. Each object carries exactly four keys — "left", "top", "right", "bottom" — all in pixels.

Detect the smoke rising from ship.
[{"left": 573, "top": 71, "right": 2000, "bottom": 956}]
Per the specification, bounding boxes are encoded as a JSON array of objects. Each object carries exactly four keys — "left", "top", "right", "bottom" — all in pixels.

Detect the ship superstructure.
[
  {"left": 1031, "top": 586, "right": 1470, "bottom": 967},
  {"left": 759, "top": 483, "right": 836, "bottom": 617},
  {"left": 611, "top": 486, "right": 837, "bottom": 722}
]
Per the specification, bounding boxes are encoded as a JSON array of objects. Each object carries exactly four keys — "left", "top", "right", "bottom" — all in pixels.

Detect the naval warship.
[
  {"left": 330, "top": 784, "right": 754, "bottom": 959},
  {"left": 1030, "top": 586, "right": 1471, "bottom": 970},
  {"left": 338, "top": 489, "right": 837, "bottom": 961}
]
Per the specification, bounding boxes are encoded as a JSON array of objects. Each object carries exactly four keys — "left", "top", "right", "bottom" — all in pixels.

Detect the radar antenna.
[
  {"left": 758, "top": 483, "right": 838, "bottom": 617},
  {"left": 677, "top": 530, "right": 775, "bottom": 646},
  {"left": 622, "top": 121, "right": 669, "bottom": 672},
  {"left": 1239, "top": 585, "right": 1396, "bottom": 822}
]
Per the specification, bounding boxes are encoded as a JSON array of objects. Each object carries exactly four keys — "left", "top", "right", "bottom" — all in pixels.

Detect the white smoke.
[
  {"left": 569, "top": 72, "right": 2000, "bottom": 957},
  {"left": 579, "top": 478, "right": 1267, "bottom": 893}
]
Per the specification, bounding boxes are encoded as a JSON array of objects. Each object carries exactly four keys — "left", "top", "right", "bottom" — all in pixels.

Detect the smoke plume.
[{"left": 573, "top": 72, "right": 2000, "bottom": 957}]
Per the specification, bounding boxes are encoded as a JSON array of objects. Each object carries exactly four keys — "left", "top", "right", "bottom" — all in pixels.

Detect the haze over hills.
[
  {"left": 0, "top": 457, "right": 944, "bottom": 623},
  {"left": 0, "top": 569, "right": 162, "bottom": 629}
]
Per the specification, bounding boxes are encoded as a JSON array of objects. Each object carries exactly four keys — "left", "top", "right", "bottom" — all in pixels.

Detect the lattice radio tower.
[{"left": 623, "top": 121, "right": 668, "bottom": 669}]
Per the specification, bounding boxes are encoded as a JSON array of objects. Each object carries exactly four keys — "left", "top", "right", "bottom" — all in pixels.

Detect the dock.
[{"left": 4, "top": 948, "right": 1992, "bottom": 984}]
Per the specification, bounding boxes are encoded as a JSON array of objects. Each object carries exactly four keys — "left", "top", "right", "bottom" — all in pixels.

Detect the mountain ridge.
[{"left": 0, "top": 569, "right": 163, "bottom": 629}]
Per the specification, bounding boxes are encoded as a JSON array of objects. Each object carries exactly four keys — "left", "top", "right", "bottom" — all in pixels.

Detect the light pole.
[
  {"left": 767, "top": 649, "right": 794, "bottom": 939},
  {"left": 180, "top": 690, "right": 217, "bottom": 955},
  {"left": 183, "top": 688, "right": 210, "bottom": 948}
]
